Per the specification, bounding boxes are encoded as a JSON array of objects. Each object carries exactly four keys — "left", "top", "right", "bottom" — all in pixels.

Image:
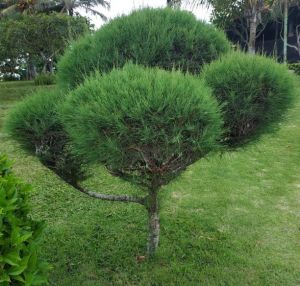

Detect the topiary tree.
[
  {"left": 7, "top": 64, "right": 222, "bottom": 255},
  {"left": 0, "top": 154, "right": 50, "bottom": 285},
  {"left": 201, "top": 52, "right": 296, "bottom": 145},
  {"left": 57, "top": 8, "right": 231, "bottom": 90},
  {"left": 5, "top": 89, "right": 88, "bottom": 186}
]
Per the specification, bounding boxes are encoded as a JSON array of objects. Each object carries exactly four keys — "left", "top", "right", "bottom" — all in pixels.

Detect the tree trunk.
[
  {"left": 283, "top": 0, "right": 288, "bottom": 63},
  {"left": 48, "top": 59, "right": 54, "bottom": 74},
  {"left": 26, "top": 57, "right": 37, "bottom": 80},
  {"left": 146, "top": 191, "right": 160, "bottom": 257},
  {"left": 248, "top": 12, "right": 257, "bottom": 54}
]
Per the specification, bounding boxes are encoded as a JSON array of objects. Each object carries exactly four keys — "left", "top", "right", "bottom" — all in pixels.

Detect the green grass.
[{"left": 0, "top": 81, "right": 300, "bottom": 285}]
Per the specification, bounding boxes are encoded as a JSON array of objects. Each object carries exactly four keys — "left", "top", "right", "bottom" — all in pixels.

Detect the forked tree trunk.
[{"left": 147, "top": 191, "right": 160, "bottom": 256}]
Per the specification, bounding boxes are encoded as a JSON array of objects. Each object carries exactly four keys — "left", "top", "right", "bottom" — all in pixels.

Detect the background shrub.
[
  {"left": 202, "top": 52, "right": 295, "bottom": 145},
  {"left": 60, "top": 64, "right": 223, "bottom": 188},
  {"left": 288, "top": 62, "right": 300, "bottom": 75},
  {"left": 5, "top": 90, "right": 87, "bottom": 185},
  {"left": 0, "top": 155, "right": 49, "bottom": 285},
  {"left": 57, "top": 8, "right": 231, "bottom": 90},
  {"left": 34, "top": 73, "right": 56, "bottom": 86}
]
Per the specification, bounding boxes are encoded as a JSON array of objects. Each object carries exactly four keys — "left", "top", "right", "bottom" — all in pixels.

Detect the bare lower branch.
[{"left": 74, "top": 184, "right": 146, "bottom": 205}]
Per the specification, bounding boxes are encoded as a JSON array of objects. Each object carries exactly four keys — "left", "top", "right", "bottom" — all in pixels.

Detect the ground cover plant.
[
  {"left": 0, "top": 81, "right": 299, "bottom": 285},
  {"left": 0, "top": 154, "right": 49, "bottom": 285},
  {"left": 57, "top": 8, "right": 231, "bottom": 90}
]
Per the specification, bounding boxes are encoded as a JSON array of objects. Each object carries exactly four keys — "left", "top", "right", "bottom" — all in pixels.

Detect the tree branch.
[{"left": 74, "top": 184, "right": 146, "bottom": 205}]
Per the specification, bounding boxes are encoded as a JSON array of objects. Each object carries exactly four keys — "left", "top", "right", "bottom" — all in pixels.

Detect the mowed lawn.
[{"left": 0, "top": 81, "right": 300, "bottom": 286}]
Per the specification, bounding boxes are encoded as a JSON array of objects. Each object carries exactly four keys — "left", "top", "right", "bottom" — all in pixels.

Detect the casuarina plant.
[
  {"left": 5, "top": 89, "right": 87, "bottom": 185},
  {"left": 201, "top": 52, "right": 296, "bottom": 145},
  {"left": 57, "top": 8, "right": 231, "bottom": 90}
]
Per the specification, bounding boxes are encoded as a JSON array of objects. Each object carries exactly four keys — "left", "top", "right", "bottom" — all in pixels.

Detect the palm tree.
[{"left": 0, "top": 0, "right": 110, "bottom": 20}]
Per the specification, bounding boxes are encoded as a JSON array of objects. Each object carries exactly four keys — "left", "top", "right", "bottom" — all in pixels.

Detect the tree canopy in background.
[{"left": 0, "top": 13, "right": 89, "bottom": 79}]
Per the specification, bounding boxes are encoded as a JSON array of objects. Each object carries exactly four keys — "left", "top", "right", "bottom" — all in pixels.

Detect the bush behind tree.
[
  {"left": 57, "top": 8, "right": 231, "bottom": 90},
  {"left": 34, "top": 73, "right": 56, "bottom": 86},
  {"left": 201, "top": 52, "right": 296, "bottom": 145},
  {"left": 0, "top": 155, "right": 49, "bottom": 285}
]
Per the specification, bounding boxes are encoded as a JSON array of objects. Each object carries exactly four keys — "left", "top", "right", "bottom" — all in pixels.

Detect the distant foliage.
[
  {"left": 0, "top": 13, "right": 90, "bottom": 78},
  {"left": 5, "top": 90, "right": 87, "bottom": 185},
  {"left": 0, "top": 155, "right": 49, "bottom": 285},
  {"left": 60, "top": 64, "right": 223, "bottom": 188},
  {"left": 57, "top": 8, "right": 231, "bottom": 90},
  {"left": 34, "top": 73, "right": 56, "bottom": 85},
  {"left": 202, "top": 52, "right": 296, "bottom": 144},
  {"left": 288, "top": 63, "right": 300, "bottom": 75}
]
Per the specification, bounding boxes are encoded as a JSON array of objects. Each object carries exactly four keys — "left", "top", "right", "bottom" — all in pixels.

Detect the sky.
[{"left": 83, "top": 0, "right": 212, "bottom": 29}]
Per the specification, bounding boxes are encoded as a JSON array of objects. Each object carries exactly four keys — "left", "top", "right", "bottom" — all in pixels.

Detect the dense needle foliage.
[
  {"left": 5, "top": 90, "right": 87, "bottom": 185},
  {"left": 57, "top": 8, "right": 231, "bottom": 90},
  {"left": 60, "top": 64, "right": 223, "bottom": 188},
  {"left": 202, "top": 52, "right": 296, "bottom": 144}
]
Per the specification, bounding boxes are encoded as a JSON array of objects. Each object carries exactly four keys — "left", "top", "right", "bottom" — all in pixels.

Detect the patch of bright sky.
[{"left": 80, "top": 0, "right": 212, "bottom": 29}]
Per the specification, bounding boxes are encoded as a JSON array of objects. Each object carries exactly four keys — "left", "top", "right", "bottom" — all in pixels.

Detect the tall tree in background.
[
  {"left": 191, "top": 0, "right": 269, "bottom": 54},
  {"left": 283, "top": 0, "right": 288, "bottom": 62}
]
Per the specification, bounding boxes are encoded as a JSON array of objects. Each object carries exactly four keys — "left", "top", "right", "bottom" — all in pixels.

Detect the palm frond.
[{"left": 82, "top": 6, "right": 107, "bottom": 20}]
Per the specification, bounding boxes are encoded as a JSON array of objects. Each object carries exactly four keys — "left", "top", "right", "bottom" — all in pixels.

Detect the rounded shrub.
[
  {"left": 5, "top": 89, "right": 87, "bottom": 185},
  {"left": 0, "top": 155, "right": 49, "bottom": 285},
  {"left": 60, "top": 64, "right": 223, "bottom": 188},
  {"left": 201, "top": 52, "right": 296, "bottom": 145},
  {"left": 57, "top": 8, "right": 231, "bottom": 90}
]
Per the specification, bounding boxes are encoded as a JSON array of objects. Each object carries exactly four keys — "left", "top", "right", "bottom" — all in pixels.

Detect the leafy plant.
[
  {"left": 0, "top": 154, "right": 50, "bottom": 285},
  {"left": 202, "top": 52, "right": 296, "bottom": 145},
  {"left": 59, "top": 64, "right": 223, "bottom": 255},
  {"left": 57, "top": 8, "right": 231, "bottom": 90}
]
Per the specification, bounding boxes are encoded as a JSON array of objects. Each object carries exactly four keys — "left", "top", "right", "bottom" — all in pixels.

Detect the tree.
[
  {"left": 192, "top": 0, "right": 271, "bottom": 53},
  {"left": 7, "top": 64, "right": 223, "bottom": 256},
  {"left": 6, "top": 8, "right": 295, "bottom": 260},
  {"left": 271, "top": 0, "right": 300, "bottom": 62},
  {"left": 0, "top": 13, "right": 89, "bottom": 79}
]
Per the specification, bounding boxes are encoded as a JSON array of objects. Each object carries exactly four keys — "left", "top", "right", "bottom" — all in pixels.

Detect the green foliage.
[
  {"left": 57, "top": 8, "right": 231, "bottom": 90},
  {"left": 5, "top": 89, "right": 87, "bottom": 185},
  {"left": 202, "top": 52, "right": 296, "bottom": 144},
  {"left": 1, "top": 80, "right": 300, "bottom": 285},
  {"left": 60, "top": 64, "right": 223, "bottom": 188},
  {"left": 0, "top": 13, "right": 89, "bottom": 75},
  {"left": 34, "top": 73, "right": 56, "bottom": 86},
  {"left": 0, "top": 154, "right": 49, "bottom": 285},
  {"left": 288, "top": 62, "right": 300, "bottom": 75}
]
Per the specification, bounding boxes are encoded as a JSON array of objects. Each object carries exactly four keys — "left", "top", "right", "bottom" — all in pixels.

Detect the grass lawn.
[{"left": 0, "top": 81, "right": 300, "bottom": 286}]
